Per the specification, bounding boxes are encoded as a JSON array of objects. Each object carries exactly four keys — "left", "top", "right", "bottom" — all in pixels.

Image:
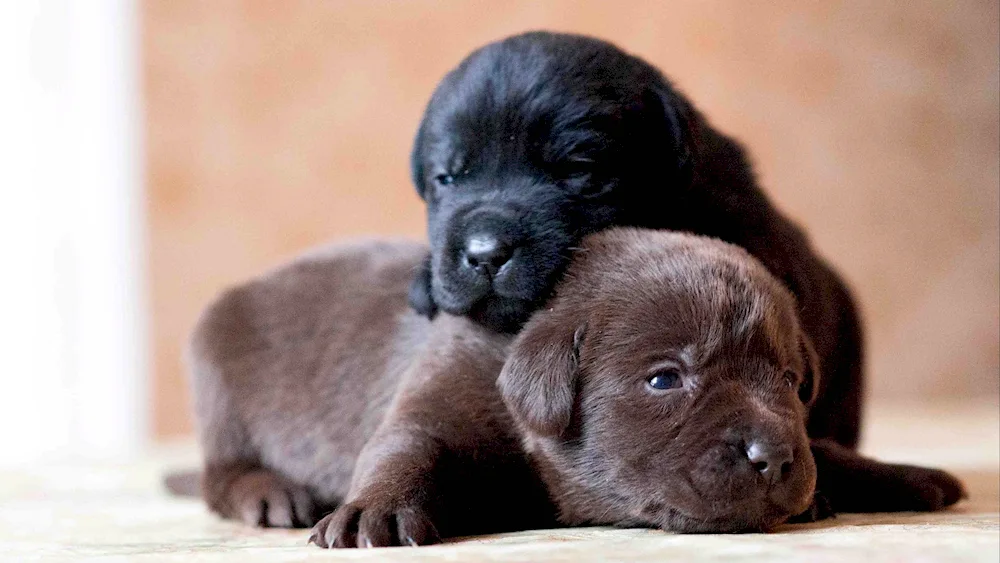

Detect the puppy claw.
[
  {"left": 239, "top": 499, "right": 267, "bottom": 527},
  {"left": 218, "top": 469, "right": 320, "bottom": 529},
  {"left": 263, "top": 490, "right": 295, "bottom": 528},
  {"left": 396, "top": 506, "right": 440, "bottom": 546},
  {"left": 309, "top": 499, "right": 437, "bottom": 549}
]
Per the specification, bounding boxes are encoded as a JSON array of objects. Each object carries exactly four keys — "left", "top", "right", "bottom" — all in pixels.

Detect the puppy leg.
[
  {"left": 308, "top": 425, "right": 443, "bottom": 548},
  {"left": 309, "top": 316, "right": 511, "bottom": 548},
  {"left": 194, "top": 391, "right": 325, "bottom": 528},
  {"left": 811, "top": 439, "right": 966, "bottom": 513},
  {"left": 804, "top": 265, "right": 865, "bottom": 449},
  {"left": 192, "top": 360, "right": 324, "bottom": 528}
]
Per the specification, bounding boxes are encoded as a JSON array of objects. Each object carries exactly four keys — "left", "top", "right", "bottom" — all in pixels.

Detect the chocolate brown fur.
[
  {"left": 189, "top": 240, "right": 554, "bottom": 536},
  {"left": 187, "top": 230, "right": 963, "bottom": 547}
]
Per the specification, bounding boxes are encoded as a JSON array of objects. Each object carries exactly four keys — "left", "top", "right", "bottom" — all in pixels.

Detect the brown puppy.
[{"left": 187, "top": 230, "right": 963, "bottom": 547}]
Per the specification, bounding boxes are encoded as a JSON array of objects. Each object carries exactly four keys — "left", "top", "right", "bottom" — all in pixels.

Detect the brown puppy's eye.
[
  {"left": 783, "top": 369, "right": 799, "bottom": 389},
  {"left": 435, "top": 174, "right": 455, "bottom": 186},
  {"left": 647, "top": 370, "right": 682, "bottom": 391}
]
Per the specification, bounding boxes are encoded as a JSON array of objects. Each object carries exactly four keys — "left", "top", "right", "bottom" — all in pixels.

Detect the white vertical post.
[
  {"left": 0, "top": 0, "right": 146, "bottom": 464},
  {"left": 68, "top": 0, "right": 147, "bottom": 459}
]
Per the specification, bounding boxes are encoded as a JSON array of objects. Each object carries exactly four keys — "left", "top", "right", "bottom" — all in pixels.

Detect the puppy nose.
[
  {"left": 463, "top": 233, "right": 513, "bottom": 276},
  {"left": 746, "top": 441, "right": 794, "bottom": 486}
]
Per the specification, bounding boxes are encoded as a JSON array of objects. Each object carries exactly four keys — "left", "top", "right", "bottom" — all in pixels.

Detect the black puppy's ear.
[
  {"left": 799, "top": 333, "right": 822, "bottom": 406},
  {"left": 408, "top": 254, "right": 438, "bottom": 318},
  {"left": 646, "top": 78, "right": 693, "bottom": 181},
  {"left": 498, "top": 315, "right": 585, "bottom": 438},
  {"left": 410, "top": 116, "right": 429, "bottom": 199}
]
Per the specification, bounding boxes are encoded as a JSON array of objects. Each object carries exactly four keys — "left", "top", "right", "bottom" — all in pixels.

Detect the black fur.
[{"left": 408, "top": 31, "right": 864, "bottom": 448}]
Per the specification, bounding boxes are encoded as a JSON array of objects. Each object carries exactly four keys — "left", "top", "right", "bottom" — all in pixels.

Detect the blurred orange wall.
[{"left": 144, "top": 1, "right": 1000, "bottom": 438}]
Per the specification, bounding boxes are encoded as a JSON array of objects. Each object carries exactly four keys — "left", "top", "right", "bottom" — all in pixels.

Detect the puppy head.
[
  {"left": 498, "top": 229, "right": 819, "bottom": 533},
  {"left": 409, "top": 32, "right": 692, "bottom": 332}
]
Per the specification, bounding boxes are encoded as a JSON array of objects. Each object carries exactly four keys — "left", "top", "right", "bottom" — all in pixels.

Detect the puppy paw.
[
  {"left": 811, "top": 439, "right": 967, "bottom": 514},
  {"left": 888, "top": 465, "right": 967, "bottom": 511},
  {"left": 223, "top": 470, "right": 320, "bottom": 528},
  {"left": 308, "top": 498, "right": 439, "bottom": 548}
]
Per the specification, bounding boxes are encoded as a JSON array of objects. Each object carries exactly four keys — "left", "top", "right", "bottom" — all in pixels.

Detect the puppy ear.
[
  {"left": 498, "top": 315, "right": 585, "bottom": 438},
  {"left": 410, "top": 117, "right": 429, "bottom": 199},
  {"left": 646, "top": 78, "right": 693, "bottom": 181},
  {"left": 798, "top": 333, "right": 822, "bottom": 406},
  {"left": 407, "top": 254, "right": 438, "bottom": 318}
]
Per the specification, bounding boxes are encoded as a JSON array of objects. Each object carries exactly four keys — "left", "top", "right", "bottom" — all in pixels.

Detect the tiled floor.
[{"left": 2, "top": 402, "right": 997, "bottom": 562}]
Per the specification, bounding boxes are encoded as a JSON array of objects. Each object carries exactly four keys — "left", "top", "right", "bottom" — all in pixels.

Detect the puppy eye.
[
  {"left": 434, "top": 174, "right": 455, "bottom": 186},
  {"left": 563, "top": 157, "right": 594, "bottom": 175},
  {"left": 783, "top": 369, "right": 800, "bottom": 389},
  {"left": 554, "top": 157, "right": 595, "bottom": 181},
  {"left": 647, "top": 370, "right": 682, "bottom": 391}
]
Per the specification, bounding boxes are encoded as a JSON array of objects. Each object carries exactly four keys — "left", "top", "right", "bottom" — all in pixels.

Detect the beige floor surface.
[{"left": 1, "top": 402, "right": 997, "bottom": 562}]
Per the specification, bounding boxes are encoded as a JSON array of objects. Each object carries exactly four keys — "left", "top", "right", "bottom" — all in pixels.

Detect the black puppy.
[{"left": 408, "top": 31, "right": 863, "bottom": 448}]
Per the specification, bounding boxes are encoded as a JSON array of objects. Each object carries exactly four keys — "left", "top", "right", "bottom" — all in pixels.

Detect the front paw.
[
  {"left": 887, "top": 465, "right": 967, "bottom": 511},
  {"left": 309, "top": 498, "right": 439, "bottom": 548},
  {"left": 811, "top": 439, "right": 967, "bottom": 514}
]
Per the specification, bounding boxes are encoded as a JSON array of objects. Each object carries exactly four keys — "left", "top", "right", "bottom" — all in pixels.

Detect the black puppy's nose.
[
  {"left": 463, "top": 233, "right": 513, "bottom": 276},
  {"left": 746, "top": 441, "right": 794, "bottom": 486}
]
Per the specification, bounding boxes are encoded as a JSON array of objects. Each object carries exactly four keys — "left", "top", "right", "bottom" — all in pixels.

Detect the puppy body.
[
  {"left": 189, "top": 240, "right": 551, "bottom": 535},
  {"left": 189, "top": 231, "right": 963, "bottom": 547},
  {"left": 409, "top": 31, "right": 862, "bottom": 448}
]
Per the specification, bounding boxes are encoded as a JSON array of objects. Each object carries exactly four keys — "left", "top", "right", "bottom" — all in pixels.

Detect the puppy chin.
[
  {"left": 433, "top": 276, "right": 535, "bottom": 333},
  {"left": 659, "top": 505, "right": 790, "bottom": 534},
  {"left": 431, "top": 274, "right": 490, "bottom": 316},
  {"left": 469, "top": 295, "right": 533, "bottom": 334},
  {"left": 662, "top": 481, "right": 813, "bottom": 534}
]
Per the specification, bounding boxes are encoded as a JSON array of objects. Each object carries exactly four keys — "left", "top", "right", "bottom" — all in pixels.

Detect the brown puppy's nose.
[
  {"left": 746, "top": 441, "right": 794, "bottom": 486},
  {"left": 463, "top": 233, "right": 513, "bottom": 277}
]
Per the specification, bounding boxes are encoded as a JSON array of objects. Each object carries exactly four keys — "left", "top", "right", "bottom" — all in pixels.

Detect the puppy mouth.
[
  {"left": 640, "top": 471, "right": 811, "bottom": 534},
  {"left": 433, "top": 279, "right": 536, "bottom": 333},
  {"left": 431, "top": 245, "right": 558, "bottom": 325},
  {"left": 431, "top": 274, "right": 491, "bottom": 316},
  {"left": 651, "top": 502, "right": 793, "bottom": 534}
]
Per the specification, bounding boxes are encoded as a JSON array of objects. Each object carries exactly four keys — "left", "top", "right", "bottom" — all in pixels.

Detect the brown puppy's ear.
[
  {"left": 799, "top": 333, "right": 822, "bottom": 406},
  {"left": 498, "top": 315, "right": 586, "bottom": 437}
]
